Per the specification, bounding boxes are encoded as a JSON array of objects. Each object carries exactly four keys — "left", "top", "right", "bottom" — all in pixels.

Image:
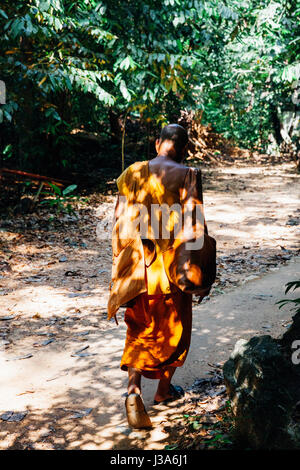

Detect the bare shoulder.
[{"left": 149, "top": 158, "right": 190, "bottom": 193}]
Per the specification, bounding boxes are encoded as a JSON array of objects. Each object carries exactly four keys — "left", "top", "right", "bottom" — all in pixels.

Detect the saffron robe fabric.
[
  {"left": 120, "top": 285, "right": 192, "bottom": 379},
  {"left": 108, "top": 160, "right": 201, "bottom": 378}
]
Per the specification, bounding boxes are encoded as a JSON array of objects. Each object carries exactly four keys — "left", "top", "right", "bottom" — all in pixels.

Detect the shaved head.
[{"left": 159, "top": 124, "right": 188, "bottom": 158}]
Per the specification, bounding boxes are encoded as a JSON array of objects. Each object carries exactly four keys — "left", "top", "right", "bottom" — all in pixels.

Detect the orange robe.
[
  {"left": 108, "top": 161, "right": 193, "bottom": 379},
  {"left": 120, "top": 288, "right": 192, "bottom": 379}
]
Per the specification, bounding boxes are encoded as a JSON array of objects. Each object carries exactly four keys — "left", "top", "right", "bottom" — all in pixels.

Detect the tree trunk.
[
  {"left": 270, "top": 104, "right": 283, "bottom": 146},
  {"left": 108, "top": 109, "right": 122, "bottom": 143}
]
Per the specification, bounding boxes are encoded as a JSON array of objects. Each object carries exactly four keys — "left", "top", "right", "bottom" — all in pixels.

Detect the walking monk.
[{"left": 107, "top": 124, "right": 208, "bottom": 428}]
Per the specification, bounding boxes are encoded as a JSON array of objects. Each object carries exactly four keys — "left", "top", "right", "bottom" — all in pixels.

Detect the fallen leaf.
[
  {"left": 1, "top": 411, "right": 28, "bottom": 422},
  {"left": 74, "top": 345, "right": 89, "bottom": 354},
  {"left": 69, "top": 408, "right": 93, "bottom": 419},
  {"left": 6, "top": 354, "right": 33, "bottom": 361},
  {"left": 32, "top": 313, "right": 42, "bottom": 319},
  {"left": 65, "top": 270, "right": 81, "bottom": 277},
  {"left": 0, "top": 315, "right": 16, "bottom": 321}
]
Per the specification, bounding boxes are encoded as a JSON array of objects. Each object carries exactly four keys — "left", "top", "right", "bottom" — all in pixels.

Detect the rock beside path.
[{"left": 223, "top": 313, "right": 300, "bottom": 449}]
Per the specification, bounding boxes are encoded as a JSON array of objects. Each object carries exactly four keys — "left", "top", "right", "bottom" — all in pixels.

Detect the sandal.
[
  {"left": 153, "top": 384, "right": 185, "bottom": 405},
  {"left": 125, "top": 393, "right": 152, "bottom": 429}
]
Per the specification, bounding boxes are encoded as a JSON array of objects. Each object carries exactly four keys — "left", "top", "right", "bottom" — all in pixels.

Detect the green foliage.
[
  {"left": 0, "top": 0, "right": 299, "bottom": 171},
  {"left": 164, "top": 444, "right": 178, "bottom": 450},
  {"left": 2, "top": 144, "right": 13, "bottom": 160},
  {"left": 40, "top": 182, "right": 78, "bottom": 214},
  {"left": 202, "top": 0, "right": 300, "bottom": 148},
  {"left": 276, "top": 281, "right": 300, "bottom": 315}
]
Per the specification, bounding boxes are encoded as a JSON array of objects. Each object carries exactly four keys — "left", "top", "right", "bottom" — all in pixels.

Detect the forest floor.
[{"left": 0, "top": 160, "right": 299, "bottom": 450}]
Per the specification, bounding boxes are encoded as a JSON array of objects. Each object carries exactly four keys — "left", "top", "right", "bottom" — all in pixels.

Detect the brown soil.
[{"left": 0, "top": 161, "right": 299, "bottom": 449}]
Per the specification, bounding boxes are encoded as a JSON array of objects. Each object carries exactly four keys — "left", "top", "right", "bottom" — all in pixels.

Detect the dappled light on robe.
[
  {"left": 121, "top": 290, "right": 192, "bottom": 379},
  {"left": 107, "top": 160, "right": 205, "bottom": 319},
  {"left": 108, "top": 160, "right": 203, "bottom": 378}
]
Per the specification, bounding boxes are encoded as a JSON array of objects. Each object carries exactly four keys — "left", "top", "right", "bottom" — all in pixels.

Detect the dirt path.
[
  {"left": 0, "top": 259, "right": 299, "bottom": 450},
  {"left": 0, "top": 162, "right": 299, "bottom": 449}
]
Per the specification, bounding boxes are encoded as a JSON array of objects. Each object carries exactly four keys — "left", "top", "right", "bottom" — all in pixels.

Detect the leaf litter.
[{"left": 0, "top": 163, "right": 299, "bottom": 449}]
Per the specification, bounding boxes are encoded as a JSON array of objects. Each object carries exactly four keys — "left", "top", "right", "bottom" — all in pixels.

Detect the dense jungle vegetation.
[{"left": 0, "top": 0, "right": 299, "bottom": 177}]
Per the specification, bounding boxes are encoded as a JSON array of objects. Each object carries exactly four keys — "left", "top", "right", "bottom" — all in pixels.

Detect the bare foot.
[
  {"left": 128, "top": 384, "right": 141, "bottom": 395},
  {"left": 154, "top": 383, "right": 184, "bottom": 403},
  {"left": 153, "top": 391, "right": 176, "bottom": 403},
  {"left": 128, "top": 367, "right": 142, "bottom": 396}
]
